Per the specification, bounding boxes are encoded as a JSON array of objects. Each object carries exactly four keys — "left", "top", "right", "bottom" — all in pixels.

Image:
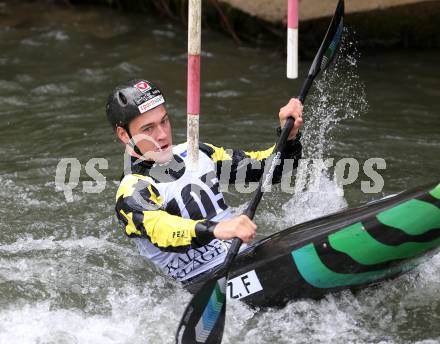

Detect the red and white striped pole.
[
  {"left": 187, "top": 0, "right": 202, "bottom": 171},
  {"left": 287, "top": 0, "right": 298, "bottom": 79}
]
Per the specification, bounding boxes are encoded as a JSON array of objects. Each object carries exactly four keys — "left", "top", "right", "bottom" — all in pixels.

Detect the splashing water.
[
  {"left": 302, "top": 28, "right": 369, "bottom": 159},
  {"left": 281, "top": 29, "right": 369, "bottom": 224}
]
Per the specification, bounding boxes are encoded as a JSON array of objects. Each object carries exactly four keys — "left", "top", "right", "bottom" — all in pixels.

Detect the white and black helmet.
[{"left": 106, "top": 79, "right": 165, "bottom": 131}]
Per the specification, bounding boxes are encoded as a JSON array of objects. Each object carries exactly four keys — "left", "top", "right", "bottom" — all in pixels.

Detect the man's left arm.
[
  {"left": 200, "top": 135, "right": 301, "bottom": 185},
  {"left": 200, "top": 98, "right": 303, "bottom": 185}
]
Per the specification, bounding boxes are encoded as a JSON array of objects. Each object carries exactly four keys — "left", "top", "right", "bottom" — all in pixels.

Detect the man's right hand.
[{"left": 213, "top": 215, "right": 257, "bottom": 243}]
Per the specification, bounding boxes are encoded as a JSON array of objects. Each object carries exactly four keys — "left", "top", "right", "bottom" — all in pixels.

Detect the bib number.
[
  {"left": 171, "top": 171, "right": 228, "bottom": 220},
  {"left": 226, "top": 270, "right": 263, "bottom": 300}
]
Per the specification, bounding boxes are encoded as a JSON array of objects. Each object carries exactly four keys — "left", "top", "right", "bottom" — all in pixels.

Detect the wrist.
[
  {"left": 194, "top": 220, "right": 217, "bottom": 244},
  {"left": 277, "top": 126, "right": 301, "bottom": 141}
]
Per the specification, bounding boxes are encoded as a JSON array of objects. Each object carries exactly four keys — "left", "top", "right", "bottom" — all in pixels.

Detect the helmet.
[{"left": 106, "top": 79, "right": 165, "bottom": 131}]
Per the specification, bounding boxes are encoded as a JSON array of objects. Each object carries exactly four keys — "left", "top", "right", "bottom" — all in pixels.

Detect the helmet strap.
[{"left": 123, "top": 126, "right": 143, "bottom": 156}]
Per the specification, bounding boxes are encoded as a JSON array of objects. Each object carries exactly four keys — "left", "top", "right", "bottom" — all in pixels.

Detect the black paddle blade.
[
  {"left": 309, "top": 0, "right": 344, "bottom": 77},
  {"left": 176, "top": 277, "right": 227, "bottom": 344}
]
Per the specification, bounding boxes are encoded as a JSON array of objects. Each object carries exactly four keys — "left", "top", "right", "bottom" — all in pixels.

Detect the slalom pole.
[
  {"left": 187, "top": 0, "right": 202, "bottom": 171},
  {"left": 287, "top": 0, "right": 298, "bottom": 79}
]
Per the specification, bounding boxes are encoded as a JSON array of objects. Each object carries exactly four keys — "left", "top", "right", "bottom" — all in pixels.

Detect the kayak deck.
[{"left": 184, "top": 182, "right": 440, "bottom": 307}]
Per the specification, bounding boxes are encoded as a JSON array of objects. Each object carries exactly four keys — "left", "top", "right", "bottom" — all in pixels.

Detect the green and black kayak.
[{"left": 184, "top": 181, "right": 440, "bottom": 307}]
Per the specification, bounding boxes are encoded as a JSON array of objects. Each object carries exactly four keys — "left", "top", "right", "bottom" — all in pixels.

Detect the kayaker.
[{"left": 106, "top": 79, "right": 303, "bottom": 282}]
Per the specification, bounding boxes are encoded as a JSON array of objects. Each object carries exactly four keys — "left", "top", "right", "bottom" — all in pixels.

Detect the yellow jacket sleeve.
[{"left": 115, "top": 174, "right": 216, "bottom": 252}]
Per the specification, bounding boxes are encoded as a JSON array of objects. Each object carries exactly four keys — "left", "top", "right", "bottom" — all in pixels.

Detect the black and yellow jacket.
[{"left": 115, "top": 136, "right": 302, "bottom": 281}]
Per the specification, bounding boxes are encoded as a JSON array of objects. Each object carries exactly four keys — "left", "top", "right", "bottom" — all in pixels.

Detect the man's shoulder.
[
  {"left": 172, "top": 141, "right": 217, "bottom": 160},
  {"left": 172, "top": 141, "right": 232, "bottom": 162},
  {"left": 199, "top": 142, "right": 232, "bottom": 162},
  {"left": 116, "top": 173, "right": 156, "bottom": 201}
]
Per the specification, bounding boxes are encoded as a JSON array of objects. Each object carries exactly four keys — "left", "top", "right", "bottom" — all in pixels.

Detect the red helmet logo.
[{"left": 134, "top": 81, "right": 151, "bottom": 93}]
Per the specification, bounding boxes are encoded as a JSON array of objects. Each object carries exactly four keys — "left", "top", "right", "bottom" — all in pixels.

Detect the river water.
[{"left": 0, "top": 2, "right": 439, "bottom": 344}]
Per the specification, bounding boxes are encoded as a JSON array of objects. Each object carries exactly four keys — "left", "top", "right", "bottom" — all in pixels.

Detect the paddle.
[{"left": 176, "top": 1, "right": 344, "bottom": 343}]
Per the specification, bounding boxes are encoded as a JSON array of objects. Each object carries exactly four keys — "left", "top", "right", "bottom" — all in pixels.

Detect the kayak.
[{"left": 183, "top": 181, "right": 440, "bottom": 307}]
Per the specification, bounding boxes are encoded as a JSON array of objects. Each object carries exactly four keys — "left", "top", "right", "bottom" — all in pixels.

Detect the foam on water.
[
  {"left": 0, "top": 235, "right": 190, "bottom": 344},
  {"left": 281, "top": 175, "right": 348, "bottom": 226},
  {"left": 0, "top": 230, "right": 188, "bottom": 344},
  {"left": 0, "top": 297, "right": 158, "bottom": 344},
  {"left": 205, "top": 90, "right": 242, "bottom": 98},
  {"left": 0, "top": 235, "right": 127, "bottom": 255},
  {"left": 31, "top": 84, "right": 74, "bottom": 96}
]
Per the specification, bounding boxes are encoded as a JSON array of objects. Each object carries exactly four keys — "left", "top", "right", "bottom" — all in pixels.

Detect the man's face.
[{"left": 117, "top": 104, "right": 173, "bottom": 163}]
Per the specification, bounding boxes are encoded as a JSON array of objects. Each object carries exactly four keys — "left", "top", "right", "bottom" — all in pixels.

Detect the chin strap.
[{"left": 123, "top": 126, "right": 143, "bottom": 156}]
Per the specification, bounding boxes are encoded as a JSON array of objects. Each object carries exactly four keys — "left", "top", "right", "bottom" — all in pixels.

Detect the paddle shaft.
[{"left": 222, "top": 73, "right": 315, "bottom": 268}]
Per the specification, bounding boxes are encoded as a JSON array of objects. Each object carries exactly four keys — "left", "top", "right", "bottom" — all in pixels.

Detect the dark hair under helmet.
[{"left": 106, "top": 79, "right": 165, "bottom": 131}]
